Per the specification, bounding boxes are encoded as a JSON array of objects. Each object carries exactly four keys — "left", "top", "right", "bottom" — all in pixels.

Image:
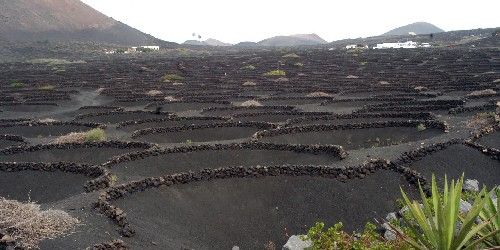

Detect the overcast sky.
[{"left": 81, "top": 0, "right": 499, "bottom": 44}]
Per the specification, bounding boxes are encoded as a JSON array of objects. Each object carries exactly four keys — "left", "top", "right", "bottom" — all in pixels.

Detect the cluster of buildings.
[
  {"left": 373, "top": 41, "right": 431, "bottom": 49},
  {"left": 104, "top": 45, "right": 160, "bottom": 54},
  {"left": 130, "top": 46, "right": 160, "bottom": 51},
  {"left": 344, "top": 41, "right": 431, "bottom": 50}
]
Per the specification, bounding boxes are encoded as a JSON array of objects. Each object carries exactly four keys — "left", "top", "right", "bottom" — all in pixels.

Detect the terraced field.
[{"left": 0, "top": 47, "right": 498, "bottom": 249}]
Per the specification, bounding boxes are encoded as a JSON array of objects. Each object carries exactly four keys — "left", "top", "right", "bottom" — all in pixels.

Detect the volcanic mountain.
[
  {"left": 0, "top": 0, "right": 166, "bottom": 45},
  {"left": 183, "top": 38, "right": 232, "bottom": 46},
  {"left": 382, "top": 22, "right": 445, "bottom": 36},
  {"left": 258, "top": 33, "right": 328, "bottom": 46}
]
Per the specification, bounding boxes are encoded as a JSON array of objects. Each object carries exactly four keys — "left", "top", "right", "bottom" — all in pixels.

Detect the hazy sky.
[{"left": 81, "top": 0, "right": 499, "bottom": 44}]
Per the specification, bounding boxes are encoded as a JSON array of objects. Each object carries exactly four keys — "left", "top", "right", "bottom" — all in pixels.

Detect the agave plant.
[
  {"left": 393, "top": 174, "right": 497, "bottom": 250},
  {"left": 478, "top": 187, "right": 500, "bottom": 247}
]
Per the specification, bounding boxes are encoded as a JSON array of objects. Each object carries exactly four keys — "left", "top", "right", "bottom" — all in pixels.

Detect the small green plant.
[
  {"left": 282, "top": 53, "right": 300, "bottom": 58},
  {"left": 39, "top": 84, "right": 55, "bottom": 91},
  {"left": 263, "top": 70, "right": 286, "bottom": 76},
  {"left": 392, "top": 175, "right": 496, "bottom": 250},
  {"left": 109, "top": 175, "right": 118, "bottom": 186},
  {"left": 478, "top": 187, "right": 500, "bottom": 247},
  {"left": 10, "top": 82, "right": 25, "bottom": 88},
  {"left": 461, "top": 190, "right": 478, "bottom": 203},
  {"left": 240, "top": 65, "right": 256, "bottom": 70},
  {"left": 395, "top": 198, "right": 406, "bottom": 209},
  {"left": 161, "top": 74, "right": 185, "bottom": 82},
  {"left": 84, "top": 128, "right": 106, "bottom": 142},
  {"left": 417, "top": 123, "right": 427, "bottom": 131},
  {"left": 185, "top": 139, "right": 193, "bottom": 144},
  {"left": 303, "top": 221, "right": 407, "bottom": 249}
]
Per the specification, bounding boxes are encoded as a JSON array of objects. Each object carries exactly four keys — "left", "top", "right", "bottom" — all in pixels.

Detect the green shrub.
[
  {"left": 303, "top": 221, "right": 408, "bottom": 250},
  {"left": 240, "top": 65, "right": 256, "bottom": 70},
  {"left": 109, "top": 175, "right": 118, "bottom": 186},
  {"left": 39, "top": 85, "right": 55, "bottom": 91},
  {"left": 263, "top": 70, "right": 286, "bottom": 76},
  {"left": 11, "top": 82, "right": 25, "bottom": 88},
  {"left": 392, "top": 175, "right": 495, "bottom": 250},
  {"left": 478, "top": 187, "right": 500, "bottom": 247},
  {"left": 161, "top": 74, "right": 185, "bottom": 82},
  {"left": 84, "top": 128, "right": 106, "bottom": 142},
  {"left": 417, "top": 123, "right": 427, "bottom": 131}
]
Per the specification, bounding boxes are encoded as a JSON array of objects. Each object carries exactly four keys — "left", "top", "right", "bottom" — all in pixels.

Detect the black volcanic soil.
[
  {"left": 0, "top": 46, "right": 498, "bottom": 249},
  {"left": 118, "top": 118, "right": 225, "bottom": 132},
  {"left": 260, "top": 127, "right": 443, "bottom": 150},
  {"left": 477, "top": 131, "right": 500, "bottom": 149},
  {"left": 146, "top": 102, "right": 228, "bottom": 112},
  {"left": 0, "top": 170, "right": 88, "bottom": 203},
  {"left": 135, "top": 127, "right": 262, "bottom": 143},
  {"left": 0, "top": 147, "right": 142, "bottom": 165},
  {"left": 233, "top": 113, "right": 308, "bottom": 123},
  {"left": 114, "top": 171, "right": 417, "bottom": 249},
  {"left": 110, "top": 149, "right": 341, "bottom": 183},
  {"left": 408, "top": 144, "right": 500, "bottom": 187},
  {"left": 291, "top": 117, "right": 416, "bottom": 126},
  {"left": 0, "top": 124, "right": 94, "bottom": 138},
  {"left": 0, "top": 139, "right": 24, "bottom": 149},
  {"left": 0, "top": 104, "right": 58, "bottom": 113},
  {"left": 76, "top": 112, "right": 171, "bottom": 124}
]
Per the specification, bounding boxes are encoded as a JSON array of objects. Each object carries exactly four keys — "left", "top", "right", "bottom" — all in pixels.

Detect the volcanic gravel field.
[{"left": 0, "top": 47, "right": 499, "bottom": 249}]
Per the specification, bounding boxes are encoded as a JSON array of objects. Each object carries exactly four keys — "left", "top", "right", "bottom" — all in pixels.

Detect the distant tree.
[
  {"left": 198, "top": 35, "right": 202, "bottom": 40},
  {"left": 429, "top": 33, "right": 434, "bottom": 39}
]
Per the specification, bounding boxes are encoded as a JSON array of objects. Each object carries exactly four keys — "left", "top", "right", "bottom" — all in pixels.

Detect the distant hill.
[
  {"left": 183, "top": 38, "right": 232, "bottom": 46},
  {"left": 0, "top": 0, "right": 170, "bottom": 46},
  {"left": 183, "top": 40, "right": 206, "bottom": 46},
  {"left": 234, "top": 41, "right": 260, "bottom": 47},
  {"left": 204, "top": 38, "right": 232, "bottom": 46},
  {"left": 258, "top": 34, "right": 328, "bottom": 47},
  {"left": 382, "top": 22, "right": 444, "bottom": 36},
  {"left": 330, "top": 27, "right": 499, "bottom": 48}
]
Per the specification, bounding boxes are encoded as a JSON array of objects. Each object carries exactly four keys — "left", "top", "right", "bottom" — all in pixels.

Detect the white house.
[
  {"left": 130, "top": 46, "right": 160, "bottom": 52},
  {"left": 373, "top": 41, "right": 418, "bottom": 49},
  {"left": 345, "top": 44, "right": 369, "bottom": 50},
  {"left": 141, "top": 46, "right": 160, "bottom": 50},
  {"left": 420, "top": 43, "right": 431, "bottom": 48}
]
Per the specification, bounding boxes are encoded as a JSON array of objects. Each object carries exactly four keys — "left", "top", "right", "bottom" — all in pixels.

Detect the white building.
[
  {"left": 373, "top": 41, "right": 418, "bottom": 49},
  {"left": 345, "top": 44, "right": 369, "bottom": 50},
  {"left": 140, "top": 46, "right": 160, "bottom": 50},
  {"left": 130, "top": 46, "right": 160, "bottom": 52},
  {"left": 420, "top": 43, "right": 431, "bottom": 48}
]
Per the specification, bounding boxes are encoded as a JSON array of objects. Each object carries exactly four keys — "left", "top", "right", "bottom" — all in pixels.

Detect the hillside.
[
  {"left": 204, "top": 38, "right": 232, "bottom": 46},
  {"left": 0, "top": 0, "right": 167, "bottom": 46},
  {"left": 382, "top": 22, "right": 444, "bottom": 36},
  {"left": 330, "top": 27, "right": 499, "bottom": 48},
  {"left": 184, "top": 38, "right": 232, "bottom": 46},
  {"left": 234, "top": 41, "right": 260, "bottom": 47},
  {"left": 258, "top": 33, "right": 328, "bottom": 47}
]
